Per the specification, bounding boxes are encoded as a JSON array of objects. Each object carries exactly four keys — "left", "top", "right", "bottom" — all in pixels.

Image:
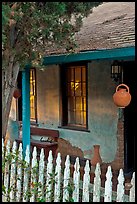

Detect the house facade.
[{"left": 7, "top": 2, "right": 135, "bottom": 173}]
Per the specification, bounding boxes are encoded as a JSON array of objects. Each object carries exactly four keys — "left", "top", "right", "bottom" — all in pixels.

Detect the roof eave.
[{"left": 43, "top": 46, "right": 135, "bottom": 66}]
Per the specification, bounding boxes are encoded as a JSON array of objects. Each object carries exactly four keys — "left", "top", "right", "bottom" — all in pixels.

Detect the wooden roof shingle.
[{"left": 44, "top": 2, "right": 135, "bottom": 56}]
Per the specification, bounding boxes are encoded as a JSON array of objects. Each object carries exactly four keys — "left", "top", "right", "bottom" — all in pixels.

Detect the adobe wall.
[
  {"left": 7, "top": 60, "right": 124, "bottom": 169},
  {"left": 36, "top": 60, "right": 123, "bottom": 167}
]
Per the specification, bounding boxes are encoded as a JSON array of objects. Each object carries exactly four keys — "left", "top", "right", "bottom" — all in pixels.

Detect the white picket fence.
[{"left": 2, "top": 138, "right": 135, "bottom": 202}]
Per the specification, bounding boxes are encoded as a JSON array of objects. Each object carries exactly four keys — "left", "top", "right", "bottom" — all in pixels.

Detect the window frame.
[
  {"left": 60, "top": 62, "right": 88, "bottom": 131},
  {"left": 30, "top": 68, "right": 37, "bottom": 123}
]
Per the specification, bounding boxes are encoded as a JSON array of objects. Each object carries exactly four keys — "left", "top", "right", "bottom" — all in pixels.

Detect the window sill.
[
  {"left": 30, "top": 121, "right": 39, "bottom": 127},
  {"left": 58, "top": 126, "right": 90, "bottom": 132},
  {"left": 19, "top": 121, "right": 39, "bottom": 127}
]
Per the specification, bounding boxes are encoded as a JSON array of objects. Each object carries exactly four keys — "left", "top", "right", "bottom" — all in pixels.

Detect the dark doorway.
[{"left": 123, "top": 61, "right": 136, "bottom": 174}]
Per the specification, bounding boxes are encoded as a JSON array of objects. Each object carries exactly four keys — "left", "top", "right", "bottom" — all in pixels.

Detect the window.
[
  {"left": 17, "top": 68, "right": 37, "bottom": 123},
  {"left": 61, "top": 63, "right": 88, "bottom": 130},
  {"left": 30, "top": 68, "right": 37, "bottom": 122}
]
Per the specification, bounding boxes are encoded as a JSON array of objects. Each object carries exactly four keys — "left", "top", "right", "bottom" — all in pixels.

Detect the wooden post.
[{"left": 22, "top": 65, "right": 30, "bottom": 157}]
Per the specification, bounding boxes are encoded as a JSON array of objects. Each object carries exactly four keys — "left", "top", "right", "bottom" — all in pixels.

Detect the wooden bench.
[{"left": 16, "top": 127, "right": 59, "bottom": 160}]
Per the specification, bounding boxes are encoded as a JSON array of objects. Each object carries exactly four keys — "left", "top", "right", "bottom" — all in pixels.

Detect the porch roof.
[{"left": 43, "top": 46, "right": 135, "bottom": 66}]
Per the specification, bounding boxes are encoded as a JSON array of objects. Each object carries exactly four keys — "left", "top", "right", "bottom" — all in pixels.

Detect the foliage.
[
  {"left": 2, "top": 145, "right": 75, "bottom": 202},
  {"left": 2, "top": 2, "right": 102, "bottom": 68},
  {"left": 2, "top": 2, "right": 102, "bottom": 138}
]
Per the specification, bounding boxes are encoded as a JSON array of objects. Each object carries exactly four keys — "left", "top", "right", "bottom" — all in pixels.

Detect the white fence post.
[
  {"left": 72, "top": 157, "right": 80, "bottom": 202},
  {"left": 23, "top": 145, "right": 30, "bottom": 202},
  {"left": 116, "top": 169, "right": 124, "bottom": 202},
  {"left": 30, "top": 146, "right": 38, "bottom": 202},
  {"left": 38, "top": 148, "right": 45, "bottom": 200},
  {"left": 63, "top": 155, "right": 70, "bottom": 202},
  {"left": 82, "top": 160, "right": 90, "bottom": 202},
  {"left": 2, "top": 138, "right": 4, "bottom": 166},
  {"left": 2, "top": 138, "right": 4, "bottom": 182},
  {"left": 9, "top": 141, "right": 17, "bottom": 201},
  {"left": 93, "top": 163, "right": 101, "bottom": 202},
  {"left": 104, "top": 165, "right": 112, "bottom": 202},
  {"left": 54, "top": 152, "right": 62, "bottom": 202},
  {"left": 3, "top": 139, "right": 11, "bottom": 202},
  {"left": 16, "top": 143, "right": 23, "bottom": 202},
  {"left": 129, "top": 172, "right": 135, "bottom": 202},
  {"left": 45, "top": 150, "right": 53, "bottom": 202}
]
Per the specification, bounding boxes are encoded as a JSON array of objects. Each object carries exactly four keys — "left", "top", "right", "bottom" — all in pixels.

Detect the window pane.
[
  {"left": 83, "top": 97, "right": 86, "bottom": 111},
  {"left": 83, "top": 111, "right": 86, "bottom": 125},
  {"left": 82, "top": 83, "right": 86, "bottom": 96},
  {"left": 82, "top": 66, "right": 86, "bottom": 82},
  {"left": 75, "top": 67, "right": 81, "bottom": 81},
  {"left": 76, "top": 97, "right": 82, "bottom": 111},
  {"left": 30, "top": 96, "right": 35, "bottom": 118},
  {"left": 70, "top": 82, "right": 75, "bottom": 96},
  {"left": 68, "top": 97, "right": 75, "bottom": 111},
  {"left": 75, "top": 111, "right": 81, "bottom": 124},
  {"left": 68, "top": 110, "right": 75, "bottom": 124},
  {"left": 67, "top": 68, "right": 74, "bottom": 82},
  {"left": 68, "top": 82, "right": 74, "bottom": 96},
  {"left": 75, "top": 82, "right": 81, "bottom": 96},
  {"left": 30, "top": 69, "right": 36, "bottom": 120}
]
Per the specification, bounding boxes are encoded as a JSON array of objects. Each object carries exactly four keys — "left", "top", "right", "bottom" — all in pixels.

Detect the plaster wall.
[
  {"left": 36, "top": 61, "right": 119, "bottom": 163},
  {"left": 36, "top": 65, "right": 60, "bottom": 128}
]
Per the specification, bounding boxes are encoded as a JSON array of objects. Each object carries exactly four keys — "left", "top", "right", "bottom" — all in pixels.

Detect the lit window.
[
  {"left": 61, "top": 64, "right": 88, "bottom": 129},
  {"left": 30, "top": 68, "right": 37, "bottom": 122},
  {"left": 17, "top": 68, "right": 37, "bottom": 123}
]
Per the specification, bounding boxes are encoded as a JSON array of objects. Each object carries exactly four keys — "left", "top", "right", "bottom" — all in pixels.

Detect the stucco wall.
[
  {"left": 36, "top": 65, "right": 60, "bottom": 128},
  {"left": 36, "top": 61, "right": 119, "bottom": 163}
]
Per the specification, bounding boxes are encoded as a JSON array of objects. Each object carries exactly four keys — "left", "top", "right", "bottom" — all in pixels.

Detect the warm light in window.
[
  {"left": 30, "top": 69, "right": 36, "bottom": 121},
  {"left": 62, "top": 65, "right": 87, "bottom": 128},
  {"left": 71, "top": 81, "right": 80, "bottom": 91}
]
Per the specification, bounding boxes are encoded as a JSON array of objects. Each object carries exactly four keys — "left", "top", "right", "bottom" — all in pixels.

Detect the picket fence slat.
[
  {"left": 82, "top": 160, "right": 90, "bottom": 202},
  {"left": 93, "top": 163, "right": 101, "bottom": 202},
  {"left": 16, "top": 143, "right": 23, "bottom": 202},
  {"left": 72, "top": 157, "right": 80, "bottom": 202},
  {"left": 54, "top": 152, "right": 62, "bottom": 202},
  {"left": 129, "top": 172, "right": 135, "bottom": 202},
  {"left": 30, "top": 146, "right": 38, "bottom": 202},
  {"left": 2, "top": 138, "right": 4, "bottom": 168},
  {"left": 9, "top": 141, "right": 17, "bottom": 201},
  {"left": 23, "top": 145, "right": 30, "bottom": 202},
  {"left": 116, "top": 169, "right": 124, "bottom": 202},
  {"left": 46, "top": 150, "right": 53, "bottom": 202},
  {"left": 3, "top": 139, "right": 11, "bottom": 202},
  {"left": 104, "top": 166, "right": 112, "bottom": 202},
  {"left": 2, "top": 139, "right": 135, "bottom": 202},
  {"left": 38, "top": 148, "right": 45, "bottom": 200},
  {"left": 63, "top": 155, "right": 70, "bottom": 202},
  {"left": 2, "top": 138, "right": 4, "bottom": 183}
]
